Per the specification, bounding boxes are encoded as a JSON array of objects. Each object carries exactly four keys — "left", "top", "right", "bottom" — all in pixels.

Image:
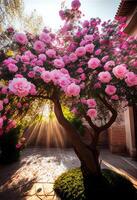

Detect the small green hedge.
[{"left": 54, "top": 168, "right": 136, "bottom": 200}]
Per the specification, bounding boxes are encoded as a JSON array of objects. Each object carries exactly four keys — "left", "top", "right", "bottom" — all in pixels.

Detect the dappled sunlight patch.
[{"left": 0, "top": 148, "right": 80, "bottom": 193}]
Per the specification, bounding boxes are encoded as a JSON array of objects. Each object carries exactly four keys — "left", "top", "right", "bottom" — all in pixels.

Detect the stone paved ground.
[
  {"left": 0, "top": 148, "right": 137, "bottom": 200},
  {"left": 100, "top": 149, "right": 137, "bottom": 188},
  {"left": 0, "top": 148, "right": 80, "bottom": 200}
]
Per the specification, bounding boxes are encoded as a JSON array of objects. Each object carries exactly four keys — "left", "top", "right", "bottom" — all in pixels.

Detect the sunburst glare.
[{"left": 24, "top": 103, "right": 71, "bottom": 148}]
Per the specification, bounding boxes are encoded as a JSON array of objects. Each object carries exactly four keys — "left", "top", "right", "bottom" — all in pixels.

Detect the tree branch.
[
  {"left": 28, "top": 95, "right": 51, "bottom": 100},
  {"left": 53, "top": 98, "right": 101, "bottom": 174},
  {"left": 97, "top": 95, "right": 117, "bottom": 133},
  {"left": 84, "top": 114, "right": 99, "bottom": 132}
]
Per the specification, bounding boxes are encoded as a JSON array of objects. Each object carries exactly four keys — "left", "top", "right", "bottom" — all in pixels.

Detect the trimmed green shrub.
[{"left": 54, "top": 168, "right": 136, "bottom": 200}]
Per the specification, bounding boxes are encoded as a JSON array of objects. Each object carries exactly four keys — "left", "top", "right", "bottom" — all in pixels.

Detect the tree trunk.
[{"left": 53, "top": 99, "right": 101, "bottom": 176}]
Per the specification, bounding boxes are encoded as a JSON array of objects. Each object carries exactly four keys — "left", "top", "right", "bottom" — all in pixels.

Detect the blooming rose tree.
[{"left": 0, "top": 0, "right": 137, "bottom": 178}]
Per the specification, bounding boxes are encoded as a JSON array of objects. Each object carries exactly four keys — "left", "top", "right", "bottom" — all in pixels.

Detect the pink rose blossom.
[
  {"left": 113, "top": 64, "right": 127, "bottom": 79},
  {"left": 81, "top": 98, "right": 87, "bottom": 104},
  {"left": 80, "top": 40, "right": 87, "bottom": 46},
  {"left": 75, "top": 47, "right": 86, "bottom": 57},
  {"left": 66, "top": 83, "right": 80, "bottom": 96},
  {"left": 88, "top": 57, "right": 101, "bottom": 69},
  {"left": 85, "top": 43, "right": 95, "bottom": 53},
  {"left": 105, "top": 85, "right": 117, "bottom": 96},
  {"left": 16, "top": 143, "right": 22, "bottom": 149},
  {"left": 69, "top": 53, "right": 78, "bottom": 62},
  {"left": 39, "top": 32, "right": 51, "bottom": 43},
  {"left": 104, "top": 60, "right": 115, "bottom": 71},
  {"left": 77, "top": 68, "right": 83, "bottom": 73},
  {"left": 0, "top": 118, "right": 3, "bottom": 129},
  {"left": 51, "top": 70, "right": 61, "bottom": 84},
  {"left": 125, "top": 72, "right": 137, "bottom": 87},
  {"left": 71, "top": 0, "right": 81, "bottom": 10},
  {"left": 38, "top": 54, "right": 47, "bottom": 61},
  {"left": 71, "top": 108, "right": 78, "bottom": 114},
  {"left": 3, "top": 58, "right": 17, "bottom": 65},
  {"left": 17, "top": 102, "right": 22, "bottom": 108},
  {"left": 8, "top": 63, "right": 18, "bottom": 72},
  {"left": 81, "top": 28, "right": 88, "bottom": 35},
  {"left": 41, "top": 71, "right": 51, "bottom": 83},
  {"left": 63, "top": 55, "right": 70, "bottom": 64},
  {"left": 1, "top": 87, "right": 8, "bottom": 94},
  {"left": 29, "top": 84, "right": 37, "bottom": 95},
  {"left": 28, "top": 71, "right": 35, "bottom": 78},
  {"left": 46, "top": 49, "right": 56, "bottom": 58},
  {"left": 15, "top": 74, "right": 23, "bottom": 78},
  {"left": 87, "top": 99, "right": 97, "bottom": 108},
  {"left": 14, "top": 33, "right": 28, "bottom": 45},
  {"left": 7, "top": 26, "right": 14, "bottom": 33},
  {"left": 80, "top": 73, "right": 86, "bottom": 80},
  {"left": 21, "top": 55, "right": 30, "bottom": 63},
  {"left": 54, "top": 59, "right": 65, "bottom": 68},
  {"left": 84, "top": 34, "right": 94, "bottom": 42},
  {"left": 3, "top": 98, "right": 9, "bottom": 104},
  {"left": 82, "top": 20, "right": 89, "bottom": 28},
  {"left": 98, "top": 71, "right": 112, "bottom": 83},
  {"left": 25, "top": 50, "right": 35, "bottom": 59},
  {"left": 101, "top": 55, "right": 109, "bottom": 63},
  {"left": 59, "top": 10, "right": 66, "bottom": 20},
  {"left": 2, "top": 115, "right": 6, "bottom": 120},
  {"left": 111, "top": 95, "right": 119, "bottom": 100},
  {"left": 94, "top": 82, "right": 101, "bottom": 89},
  {"left": 33, "top": 66, "right": 44, "bottom": 73},
  {"left": 9, "top": 77, "right": 31, "bottom": 97},
  {"left": 60, "top": 68, "right": 69, "bottom": 74},
  {"left": 87, "top": 109, "right": 97, "bottom": 119},
  {"left": 59, "top": 77, "right": 70, "bottom": 88},
  {"left": 95, "top": 49, "right": 102, "bottom": 55},
  {"left": 33, "top": 40, "right": 45, "bottom": 53},
  {"left": 36, "top": 59, "right": 43, "bottom": 66}
]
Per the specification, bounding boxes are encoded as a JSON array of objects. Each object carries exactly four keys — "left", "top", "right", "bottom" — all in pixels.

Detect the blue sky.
[{"left": 24, "top": 0, "right": 121, "bottom": 30}]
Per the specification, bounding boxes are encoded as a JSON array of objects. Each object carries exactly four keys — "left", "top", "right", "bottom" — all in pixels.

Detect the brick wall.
[
  {"left": 108, "top": 120, "right": 126, "bottom": 154},
  {"left": 108, "top": 111, "right": 126, "bottom": 154}
]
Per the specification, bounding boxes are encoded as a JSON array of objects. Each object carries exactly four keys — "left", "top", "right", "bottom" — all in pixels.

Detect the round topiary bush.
[{"left": 54, "top": 168, "right": 136, "bottom": 200}]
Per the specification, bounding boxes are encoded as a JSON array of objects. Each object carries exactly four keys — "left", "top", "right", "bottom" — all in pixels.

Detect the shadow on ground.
[{"left": 0, "top": 178, "right": 36, "bottom": 200}]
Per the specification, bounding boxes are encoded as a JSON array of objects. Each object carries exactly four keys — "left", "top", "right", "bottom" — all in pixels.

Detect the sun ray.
[{"left": 24, "top": 103, "right": 70, "bottom": 148}]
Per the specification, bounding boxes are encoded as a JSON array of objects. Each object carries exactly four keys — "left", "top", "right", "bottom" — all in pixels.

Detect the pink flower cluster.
[
  {"left": 87, "top": 98, "right": 96, "bottom": 108},
  {"left": 54, "top": 59, "right": 65, "bottom": 68},
  {"left": 87, "top": 109, "right": 97, "bottom": 119},
  {"left": 86, "top": 98, "right": 97, "bottom": 119},
  {"left": 71, "top": 0, "right": 81, "bottom": 10},
  {"left": 105, "top": 85, "right": 117, "bottom": 96},
  {"left": 8, "top": 77, "right": 36, "bottom": 97},
  {"left": 66, "top": 83, "right": 80, "bottom": 97},
  {"left": 113, "top": 64, "right": 127, "bottom": 79},
  {"left": 125, "top": 72, "right": 137, "bottom": 87},
  {"left": 98, "top": 71, "right": 112, "bottom": 83},
  {"left": 41, "top": 68, "right": 80, "bottom": 96},
  {"left": 88, "top": 57, "right": 101, "bottom": 69},
  {"left": 14, "top": 33, "right": 28, "bottom": 45}
]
